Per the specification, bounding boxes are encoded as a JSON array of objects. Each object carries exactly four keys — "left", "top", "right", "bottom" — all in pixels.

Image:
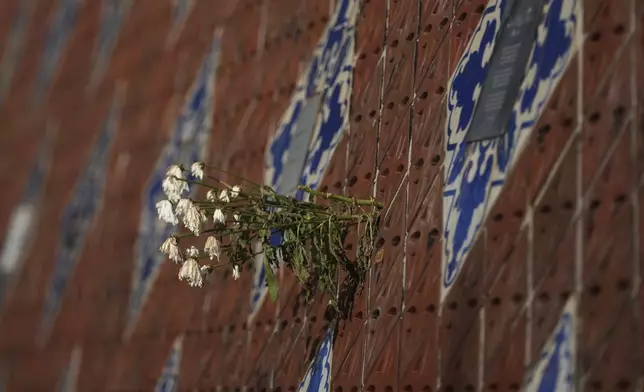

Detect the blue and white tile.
[
  {"left": 297, "top": 327, "right": 334, "bottom": 392},
  {"left": 0, "top": 125, "right": 57, "bottom": 305},
  {"left": 264, "top": 0, "right": 357, "bottom": 196},
  {"left": 38, "top": 90, "right": 123, "bottom": 344},
  {"left": 56, "top": 345, "right": 83, "bottom": 392},
  {"left": 442, "top": 0, "right": 580, "bottom": 301},
  {"left": 88, "top": 0, "right": 133, "bottom": 91},
  {"left": 524, "top": 297, "right": 576, "bottom": 392},
  {"left": 250, "top": 0, "right": 358, "bottom": 321},
  {"left": 34, "top": 0, "right": 84, "bottom": 104},
  {"left": 125, "top": 30, "right": 223, "bottom": 338},
  {"left": 0, "top": 0, "right": 35, "bottom": 103},
  {"left": 154, "top": 335, "right": 184, "bottom": 392},
  {"left": 167, "top": 0, "right": 194, "bottom": 45}
]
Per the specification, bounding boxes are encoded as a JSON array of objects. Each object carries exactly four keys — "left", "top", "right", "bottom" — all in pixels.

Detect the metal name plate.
[{"left": 466, "top": 0, "right": 546, "bottom": 142}]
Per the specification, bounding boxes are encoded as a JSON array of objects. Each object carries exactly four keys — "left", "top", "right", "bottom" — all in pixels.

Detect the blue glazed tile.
[
  {"left": 0, "top": 0, "right": 35, "bottom": 103},
  {"left": 88, "top": 0, "right": 133, "bottom": 90},
  {"left": 442, "top": 0, "right": 580, "bottom": 301},
  {"left": 154, "top": 336, "right": 184, "bottom": 392},
  {"left": 168, "top": 0, "right": 194, "bottom": 43},
  {"left": 298, "top": 327, "right": 334, "bottom": 392},
  {"left": 264, "top": 0, "right": 357, "bottom": 195},
  {"left": 38, "top": 92, "right": 123, "bottom": 344},
  {"left": 125, "top": 31, "right": 223, "bottom": 337},
  {"left": 34, "top": 0, "right": 84, "bottom": 104},
  {"left": 250, "top": 0, "right": 358, "bottom": 321},
  {"left": 56, "top": 345, "right": 83, "bottom": 392},
  {"left": 524, "top": 297, "right": 576, "bottom": 392},
  {"left": 171, "top": 0, "right": 193, "bottom": 26},
  {"left": 0, "top": 125, "right": 56, "bottom": 305}
]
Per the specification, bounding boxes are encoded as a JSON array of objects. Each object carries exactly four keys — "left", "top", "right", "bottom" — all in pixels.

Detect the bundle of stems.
[{"left": 156, "top": 162, "right": 382, "bottom": 311}]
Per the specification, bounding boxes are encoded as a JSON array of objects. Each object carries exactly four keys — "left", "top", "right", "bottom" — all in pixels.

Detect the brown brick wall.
[{"left": 0, "top": 0, "right": 641, "bottom": 391}]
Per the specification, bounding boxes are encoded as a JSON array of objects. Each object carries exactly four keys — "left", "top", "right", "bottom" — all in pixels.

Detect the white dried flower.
[
  {"left": 200, "top": 265, "right": 212, "bottom": 275},
  {"left": 167, "top": 165, "right": 183, "bottom": 177},
  {"left": 204, "top": 236, "right": 220, "bottom": 260},
  {"left": 183, "top": 202, "right": 206, "bottom": 235},
  {"left": 175, "top": 198, "right": 192, "bottom": 216},
  {"left": 178, "top": 258, "right": 203, "bottom": 287},
  {"left": 206, "top": 190, "right": 217, "bottom": 202},
  {"left": 186, "top": 246, "right": 199, "bottom": 258},
  {"left": 213, "top": 209, "right": 226, "bottom": 224},
  {"left": 190, "top": 162, "right": 205, "bottom": 180},
  {"left": 232, "top": 265, "right": 240, "bottom": 280},
  {"left": 230, "top": 185, "right": 241, "bottom": 199},
  {"left": 233, "top": 213, "right": 241, "bottom": 227},
  {"left": 162, "top": 165, "right": 188, "bottom": 201},
  {"left": 160, "top": 237, "right": 183, "bottom": 263},
  {"left": 156, "top": 200, "right": 178, "bottom": 225},
  {"left": 219, "top": 189, "right": 230, "bottom": 203}
]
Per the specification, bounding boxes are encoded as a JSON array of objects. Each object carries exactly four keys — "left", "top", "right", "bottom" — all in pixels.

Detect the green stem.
[
  {"left": 188, "top": 188, "right": 333, "bottom": 216},
  {"left": 173, "top": 214, "right": 371, "bottom": 241},
  {"left": 203, "top": 165, "right": 260, "bottom": 187},
  {"left": 176, "top": 215, "right": 363, "bottom": 239},
  {"left": 297, "top": 185, "right": 384, "bottom": 209}
]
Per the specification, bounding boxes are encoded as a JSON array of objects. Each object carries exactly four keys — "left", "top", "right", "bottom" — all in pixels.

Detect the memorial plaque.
[{"left": 466, "top": 0, "right": 546, "bottom": 142}]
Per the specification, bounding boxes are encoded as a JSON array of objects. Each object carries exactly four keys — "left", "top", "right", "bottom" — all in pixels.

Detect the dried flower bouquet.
[{"left": 156, "top": 162, "right": 382, "bottom": 311}]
